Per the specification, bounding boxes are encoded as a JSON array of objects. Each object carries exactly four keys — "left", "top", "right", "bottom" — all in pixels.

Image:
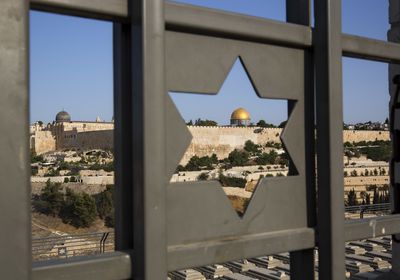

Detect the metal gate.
[{"left": 1, "top": 0, "right": 400, "bottom": 279}]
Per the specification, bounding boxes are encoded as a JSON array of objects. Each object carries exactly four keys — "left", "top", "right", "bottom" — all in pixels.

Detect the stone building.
[
  {"left": 30, "top": 110, "right": 114, "bottom": 154},
  {"left": 230, "top": 107, "right": 251, "bottom": 126}
]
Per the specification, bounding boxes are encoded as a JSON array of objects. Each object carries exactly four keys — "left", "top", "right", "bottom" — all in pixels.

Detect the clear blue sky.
[{"left": 30, "top": 1, "right": 390, "bottom": 125}]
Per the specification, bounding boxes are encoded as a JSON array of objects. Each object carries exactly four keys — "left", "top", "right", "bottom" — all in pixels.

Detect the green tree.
[
  {"left": 244, "top": 140, "right": 260, "bottom": 155},
  {"left": 278, "top": 121, "right": 287, "bottom": 128},
  {"left": 34, "top": 180, "right": 64, "bottom": 216},
  {"left": 228, "top": 149, "right": 249, "bottom": 166},
  {"left": 194, "top": 119, "right": 218, "bottom": 126},
  {"left": 255, "top": 150, "right": 278, "bottom": 165},
  {"left": 197, "top": 172, "right": 209, "bottom": 181},
  {"left": 347, "top": 189, "right": 357, "bottom": 206},
  {"left": 219, "top": 174, "right": 247, "bottom": 188},
  {"left": 365, "top": 193, "right": 371, "bottom": 205},
  {"left": 61, "top": 189, "right": 97, "bottom": 228},
  {"left": 95, "top": 185, "right": 114, "bottom": 220}
]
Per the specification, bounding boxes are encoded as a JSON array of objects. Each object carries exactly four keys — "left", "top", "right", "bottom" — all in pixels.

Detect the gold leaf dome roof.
[{"left": 230, "top": 108, "right": 251, "bottom": 120}]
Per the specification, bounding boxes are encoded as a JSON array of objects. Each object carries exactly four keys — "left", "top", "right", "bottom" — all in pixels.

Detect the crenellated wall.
[
  {"left": 31, "top": 122, "right": 390, "bottom": 160},
  {"left": 179, "top": 127, "right": 390, "bottom": 164}
]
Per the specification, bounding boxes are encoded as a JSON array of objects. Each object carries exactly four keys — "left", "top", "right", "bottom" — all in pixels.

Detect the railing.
[{"left": 32, "top": 232, "right": 114, "bottom": 261}]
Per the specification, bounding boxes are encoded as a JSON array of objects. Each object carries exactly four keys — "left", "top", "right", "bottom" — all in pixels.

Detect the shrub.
[
  {"left": 228, "top": 149, "right": 250, "bottom": 166},
  {"left": 95, "top": 185, "right": 114, "bottom": 220},
  {"left": 33, "top": 180, "right": 64, "bottom": 216},
  {"left": 197, "top": 172, "right": 209, "bottom": 181},
  {"left": 61, "top": 189, "right": 97, "bottom": 228},
  {"left": 219, "top": 174, "right": 246, "bottom": 188}
]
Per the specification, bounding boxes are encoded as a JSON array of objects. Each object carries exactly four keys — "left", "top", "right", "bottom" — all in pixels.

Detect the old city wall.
[
  {"left": 62, "top": 122, "right": 114, "bottom": 132},
  {"left": 343, "top": 130, "right": 389, "bottom": 143},
  {"left": 179, "top": 127, "right": 391, "bottom": 165},
  {"left": 31, "top": 131, "right": 56, "bottom": 154},
  {"left": 76, "top": 130, "right": 113, "bottom": 150},
  {"left": 180, "top": 126, "right": 282, "bottom": 164}
]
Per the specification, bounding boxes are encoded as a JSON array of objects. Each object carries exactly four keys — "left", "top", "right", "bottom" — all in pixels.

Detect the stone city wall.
[
  {"left": 32, "top": 123, "right": 390, "bottom": 160},
  {"left": 179, "top": 127, "right": 390, "bottom": 165},
  {"left": 343, "top": 130, "right": 390, "bottom": 143},
  {"left": 30, "top": 131, "right": 56, "bottom": 155},
  {"left": 61, "top": 129, "right": 114, "bottom": 151}
]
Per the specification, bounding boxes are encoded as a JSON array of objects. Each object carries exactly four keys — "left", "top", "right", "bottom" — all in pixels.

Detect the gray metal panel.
[
  {"left": 32, "top": 252, "right": 132, "bottom": 280},
  {"left": 342, "top": 34, "right": 400, "bottom": 63},
  {"left": 165, "top": 95, "right": 192, "bottom": 182},
  {"left": 314, "top": 0, "right": 345, "bottom": 279},
  {"left": 30, "top": 0, "right": 127, "bottom": 21},
  {"left": 166, "top": 176, "right": 310, "bottom": 261},
  {"left": 166, "top": 31, "right": 304, "bottom": 98},
  {"left": 165, "top": 2, "right": 312, "bottom": 48},
  {"left": 113, "top": 22, "right": 134, "bottom": 253},
  {"left": 167, "top": 228, "right": 315, "bottom": 271},
  {"left": 130, "top": 0, "right": 167, "bottom": 279},
  {"left": 31, "top": 1, "right": 313, "bottom": 47},
  {"left": 345, "top": 215, "right": 400, "bottom": 241},
  {"left": 0, "top": 1, "right": 30, "bottom": 279},
  {"left": 166, "top": 29, "right": 308, "bottom": 269},
  {"left": 286, "top": 1, "right": 315, "bottom": 279}
]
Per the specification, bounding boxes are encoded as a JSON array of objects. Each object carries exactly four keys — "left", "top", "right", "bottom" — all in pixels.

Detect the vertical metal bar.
[
  {"left": 114, "top": 22, "right": 134, "bottom": 256},
  {"left": 314, "top": 0, "right": 345, "bottom": 279},
  {"left": 388, "top": 0, "right": 400, "bottom": 275},
  {"left": 130, "top": 0, "right": 167, "bottom": 279},
  {"left": 286, "top": 1, "right": 316, "bottom": 279},
  {"left": 0, "top": 0, "right": 30, "bottom": 279}
]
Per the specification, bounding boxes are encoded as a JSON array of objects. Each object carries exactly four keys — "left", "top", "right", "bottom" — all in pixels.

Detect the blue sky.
[{"left": 30, "top": 1, "right": 390, "bottom": 125}]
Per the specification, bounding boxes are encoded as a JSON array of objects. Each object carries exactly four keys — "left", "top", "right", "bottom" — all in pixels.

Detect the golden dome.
[{"left": 230, "top": 108, "right": 251, "bottom": 120}]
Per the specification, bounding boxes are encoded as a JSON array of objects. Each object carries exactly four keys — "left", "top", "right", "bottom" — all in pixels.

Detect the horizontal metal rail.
[
  {"left": 32, "top": 251, "right": 132, "bottom": 280},
  {"left": 345, "top": 203, "right": 391, "bottom": 213},
  {"left": 166, "top": 227, "right": 315, "bottom": 271},
  {"left": 343, "top": 34, "right": 400, "bottom": 63},
  {"left": 345, "top": 214, "right": 400, "bottom": 241},
  {"left": 29, "top": 0, "right": 127, "bottom": 21},
  {"left": 30, "top": 0, "right": 400, "bottom": 64}
]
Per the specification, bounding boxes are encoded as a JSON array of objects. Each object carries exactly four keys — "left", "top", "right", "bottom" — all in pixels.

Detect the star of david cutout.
[{"left": 167, "top": 57, "right": 298, "bottom": 217}]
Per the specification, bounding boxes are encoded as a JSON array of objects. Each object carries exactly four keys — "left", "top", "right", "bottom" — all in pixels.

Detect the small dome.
[
  {"left": 55, "top": 110, "right": 71, "bottom": 122},
  {"left": 231, "top": 108, "right": 250, "bottom": 120}
]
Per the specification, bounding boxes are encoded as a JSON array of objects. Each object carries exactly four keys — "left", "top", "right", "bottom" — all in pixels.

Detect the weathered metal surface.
[
  {"left": 0, "top": 1, "right": 30, "bottom": 279},
  {"left": 129, "top": 0, "right": 167, "bottom": 279},
  {"left": 0, "top": 0, "right": 396, "bottom": 279},
  {"left": 314, "top": 0, "right": 345, "bottom": 279},
  {"left": 32, "top": 252, "right": 132, "bottom": 280},
  {"left": 345, "top": 215, "right": 400, "bottom": 241}
]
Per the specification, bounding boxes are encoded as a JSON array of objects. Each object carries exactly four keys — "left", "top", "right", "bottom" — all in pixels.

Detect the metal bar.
[
  {"left": 30, "top": 0, "right": 127, "bottom": 21},
  {"left": 30, "top": 0, "right": 313, "bottom": 48},
  {"left": 388, "top": 1, "right": 400, "bottom": 276},
  {"left": 0, "top": 1, "right": 30, "bottom": 279},
  {"left": 345, "top": 215, "right": 400, "bottom": 241},
  {"left": 165, "top": 2, "right": 312, "bottom": 48},
  {"left": 286, "top": 1, "right": 315, "bottom": 279},
  {"left": 130, "top": 0, "right": 167, "bottom": 278},
  {"left": 32, "top": 252, "right": 132, "bottom": 280},
  {"left": 167, "top": 228, "right": 315, "bottom": 271},
  {"left": 113, "top": 21, "right": 134, "bottom": 259},
  {"left": 314, "top": 0, "right": 345, "bottom": 279},
  {"left": 342, "top": 34, "right": 400, "bottom": 63}
]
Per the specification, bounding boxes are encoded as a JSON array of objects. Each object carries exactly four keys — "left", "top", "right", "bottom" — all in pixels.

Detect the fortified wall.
[
  {"left": 31, "top": 121, "right": 390, "bottom": 164},
  {"left": 179, "top": 127, "right": 390, "bottom": 164},
  {"left": 30, "top": 131, "right": 56, "bottom": 155}
]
